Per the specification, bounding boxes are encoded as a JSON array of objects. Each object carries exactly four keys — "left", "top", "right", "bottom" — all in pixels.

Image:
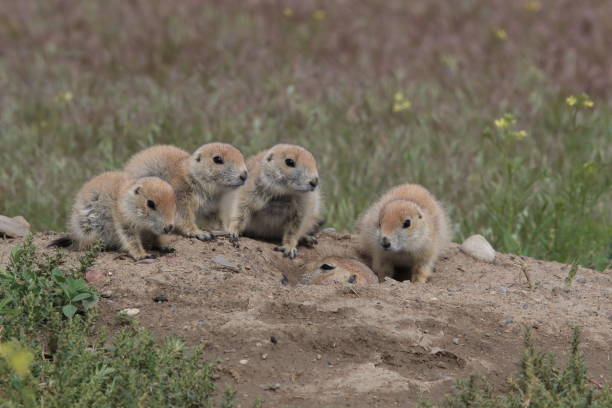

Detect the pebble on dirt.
[
  {"left": 460, "top": 234, "right": 496, "bottom": 263},
  {"left": 153, "top": 295, "right": 168, "bottom": 303},
  {"left": 0, "top": 215, "right": 31, "bottom": 238},
  {"left": 120, "top": 308, "right": 140, "bottom": 317}
]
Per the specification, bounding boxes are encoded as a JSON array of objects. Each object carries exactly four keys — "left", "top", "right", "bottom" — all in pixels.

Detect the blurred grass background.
[{"left": 0, "top": 0, "right": 610, "bottom": 269}]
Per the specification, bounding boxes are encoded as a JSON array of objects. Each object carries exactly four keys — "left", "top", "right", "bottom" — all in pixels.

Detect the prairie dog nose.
[
  {"left": 309, "top": 177, "right": 319, "bottom": 188},
  {"left": 163, "top": 224, "right": 174, "bottom": 234},
  {"left": 239, "top": 171, "right": 248, "bottom": 182},
  {"left": 381, "top": 237, "right": 391, "bottom": 250}
]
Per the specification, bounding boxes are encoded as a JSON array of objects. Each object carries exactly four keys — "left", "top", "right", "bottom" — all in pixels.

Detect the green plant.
[
  {"left": 50, "top": 267, "right": 98, "bottom": 318},
  {"left": 421, "top": 327, "right": 611, "bottom": 407},
  {"left": 0, "top": 239, "right": 229, "bottom": 407}
]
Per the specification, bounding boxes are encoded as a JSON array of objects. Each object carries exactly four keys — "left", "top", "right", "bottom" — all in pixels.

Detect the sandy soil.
[{"left": 1, "top": 232, "right": 610, "bottom": 407}]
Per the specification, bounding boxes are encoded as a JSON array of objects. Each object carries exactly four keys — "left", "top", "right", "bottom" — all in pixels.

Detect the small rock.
[
  {"left": 460, "top": 234, "right": 496, "bottom": 263},
  {"left": 316, "top": 354, "right": 322, "bottom": 360},
  {"left": 239, "top": 359, "right": 248, "bottom": 365},
  {"left": 121, "top": 308, "right": 140, "bottom": 317},
  {"left": 261, "top": 353, "right": 268, "bottom": 360},
  {"left": 531, "top": 324, "right": 539, "bottom": 329},
  {"left": 0, "top": 215, "right": 31, "bottom": 238},
  {"left": 270, "top": 336, "right": 278, "bottom": 344},
  {"left": 452, "top": 338, "right": 460, "bottom": 345},
  {"left": 100, "top": 290, "right": 113, "bottom": 298},
  {"left": 153, "top": 295, "right": 168, "bottom": 303},
  {"left": 211, "top": 255, "right": 240, "bottom": 272},
  {"left": 499, "top": 287, "right": 508, "bottom": 294},
  {"left": 522, "top": 303, "right": 529, "bottom": 310},
  {"left": 322, "top": 227, "right": 336, "bottom": 233},
  {"left": 505, "top": 319, "right": 513, "bottom": 325},
  {"left": 281, "top": 275, "right": 289, "bottom": 285},
  {"left": 576, "top": 278, "right": 587, "bottom": 284},
  {"left": 263, "top": 383, "right": 280, "bottom": 391}
]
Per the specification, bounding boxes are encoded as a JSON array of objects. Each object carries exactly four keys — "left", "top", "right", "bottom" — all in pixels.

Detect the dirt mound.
[{"left": 1, "top": 233, "right": 610, "bottom": 407}]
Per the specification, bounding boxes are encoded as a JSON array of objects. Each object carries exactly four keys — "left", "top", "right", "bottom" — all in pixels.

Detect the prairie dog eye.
[
  {"left": 403, "top": 219, "right": 411, "bottom": 228},
  {"left": 213, "top": 155, "right": 224, "bottom": 164},
  {"left": 285, "top": 158, "right": 296, "bottom": 167},
  {"left": 147, "top": 199, "right": 156, "bottom": 210},
  {"left": 320, "top": 263, "right": 336, "bottom": 270}
]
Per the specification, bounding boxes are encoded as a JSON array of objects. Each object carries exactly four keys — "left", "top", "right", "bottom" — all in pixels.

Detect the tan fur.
[
  {"left": 357, "top": 184, "right": 450, "bottom": 283},
  {"left": 66, "top": 172, "right": 176, "bottom": 260},
  {"left": 301, "top": 256, "right": 378, "bottom": 285},
  {"left": 220, "top": 144, "right": 322, "bottom": 258},
  {"left": 124, "top": 143, "right": 247, "bottom": 241}
]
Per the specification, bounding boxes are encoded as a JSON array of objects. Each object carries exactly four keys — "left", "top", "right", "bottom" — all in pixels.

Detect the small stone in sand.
[
  {"left": 121, "top": 308, "right": 140, "bottom": 317},
  {"left": 460, "top": 234, "right": 496, "bottom": 263}
]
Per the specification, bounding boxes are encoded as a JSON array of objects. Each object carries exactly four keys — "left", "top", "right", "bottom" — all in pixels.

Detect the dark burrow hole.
[{"left": 392, "top": 265, "right": 413, "bottom": 282}]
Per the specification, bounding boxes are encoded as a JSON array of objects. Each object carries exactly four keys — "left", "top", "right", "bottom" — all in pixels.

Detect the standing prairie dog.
[
  {"left": 124, "top": 143, "right": 247, "bottom": 241},
  {"left": 221, "top": 144, "right": 321, "bottom": 259},
  {"left": 49, "top": 172, "right": 176, "bottom": 260},
  {"left": 357, "top": 184, "right": 450, "bottom": 283}
]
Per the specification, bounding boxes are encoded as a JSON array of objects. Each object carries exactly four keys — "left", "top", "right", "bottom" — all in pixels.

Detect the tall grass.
[{"left": 0, "top": 0, "right": 610, "bottom": 269}]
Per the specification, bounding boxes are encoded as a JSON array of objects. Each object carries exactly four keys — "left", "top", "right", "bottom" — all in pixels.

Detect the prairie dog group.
[
  {"left": 221, "top": 144, "right": 322, "bottom": 259},
  {"left": 50, "top": 172, "right": 176, "bottom": 260},
  {"left": 124, "top": 143, "right": 247, "bottom": 241},
  {"left": 358, "top": 184, "right": 450, "bottom": 283},
  {"left": 51, "top": 139, "right": 451, "bottom": 286}
]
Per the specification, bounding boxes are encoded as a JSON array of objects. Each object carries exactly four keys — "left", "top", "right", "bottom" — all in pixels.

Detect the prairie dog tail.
[{"left": 48, "top": 236, "right": 73, "bottom": 248}]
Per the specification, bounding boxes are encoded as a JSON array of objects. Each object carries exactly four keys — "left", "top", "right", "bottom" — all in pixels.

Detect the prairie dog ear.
[
  {"left": 134, "top": 186, "right": 141, "bottom": 195},
  {"left": 266, "top": 152, "right": 274, "bottom": 162},
  {"left": 195, "top": 153, "right": 202, "bottom": 162},
  {"left": 418, "top": 210, "right": 423, "bottom": 219}
]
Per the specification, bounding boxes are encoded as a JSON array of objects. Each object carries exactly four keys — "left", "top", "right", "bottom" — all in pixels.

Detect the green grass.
[
  {"left": 420, "top": 327, "right": 612, "bottom": 407},
  {"left": 0, "top": 237, "right": 229, "bottom": 407},
  {"left": 0, "top": 0, "right": 610, "bottom": 269}
]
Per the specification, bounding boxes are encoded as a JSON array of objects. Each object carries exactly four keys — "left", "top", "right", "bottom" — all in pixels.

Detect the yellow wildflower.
[
  {"left": 393, "top": 93, "right": 411, "bottom": 112},
  {"left": 566, "top": 95, "right": 577, "bottom": 106},
  {"left": 312, "top": 9, "right": 326, "bottom": 21},
  {"left": 283, "top": 8, "right": 293, "bottom": 17},
  {"left": 524, "top": 0, "right": 541, "bottom": 12},
  {"left": 514, "top": 130, "right": 528, "bottom": 140},
  {"left": 494, "top": 28, "right": 507, "bottom": 40},
  {"left": 57, "top": 91, "right": 73, "bottom": 103},
  {"left": 583, "top": 99, "right": 594, "bottom": 108},
  {"left": 0, "top": 341, "right": 34, "bottom": 378},
  {"left": 494, "top": 118, "right": 508, "bottom": 129}
]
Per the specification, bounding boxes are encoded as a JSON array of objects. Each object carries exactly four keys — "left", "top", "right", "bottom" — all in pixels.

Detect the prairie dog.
[
  {"left": 221, "top": 144, "right": 321, "bottom": 259},
  {"left": 124, "top": 143, "right": 247, "bottom": 241},
  {"left": 49, "top": 172, "right": 176, "bottom": 260},
  {"left": 357, "top": 184, "right": 450, "bottom": 283},
  {"left": 300, "top": 256, "right": 378, "bottom": 285}
]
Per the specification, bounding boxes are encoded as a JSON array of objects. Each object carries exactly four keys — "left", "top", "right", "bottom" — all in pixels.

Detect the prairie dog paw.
[
  {"left": 187, "top": 230, "right": 214, "bottom": 242},
  {"left": 136, "top": 253, "right": 157, "bottom": 261},
  {"left": 158, "top": 246, "right": 176, "bottom": 254},
  {"left": 274, "top": 245, "right": 298, "bottom": 259},
  {"left": 301, "top": 235, "right": 318, "bottom": 248},
  {"left": 228, "top": 232, "right": 240, "bottom": 248}
]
